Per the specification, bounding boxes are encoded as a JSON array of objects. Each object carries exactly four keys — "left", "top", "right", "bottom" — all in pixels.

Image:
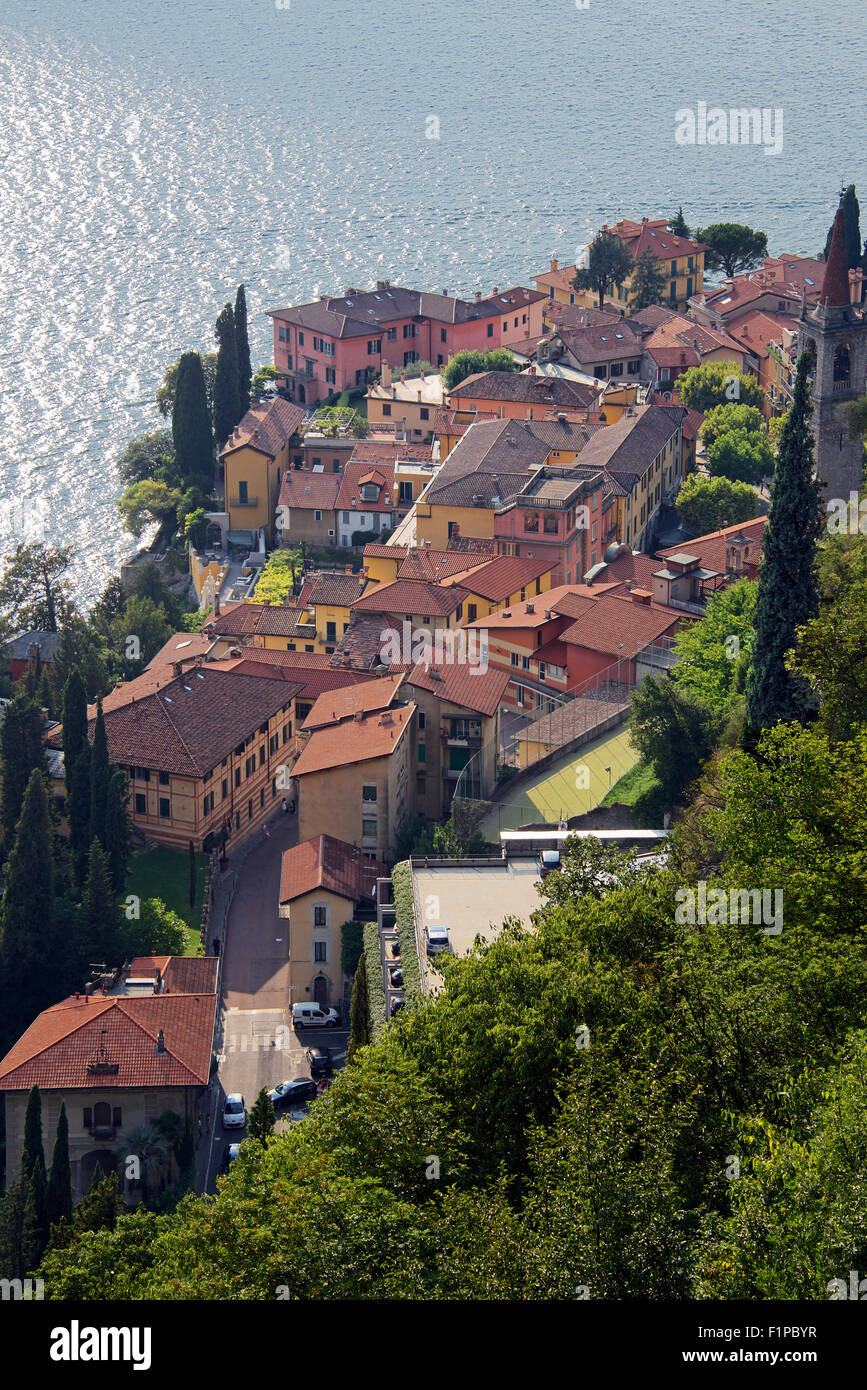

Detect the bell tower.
[{"left": 796, "top": 199, "right": 867, "bottom": 500}]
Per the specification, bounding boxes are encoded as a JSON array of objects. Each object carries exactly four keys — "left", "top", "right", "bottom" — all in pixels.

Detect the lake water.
[{"left": 0, "top": 0, "right": 864, "bottom": 605}]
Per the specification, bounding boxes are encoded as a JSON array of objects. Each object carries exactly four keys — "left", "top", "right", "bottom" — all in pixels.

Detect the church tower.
[{"left": 797, "top": 200, "right": 867, "bottom": 500}]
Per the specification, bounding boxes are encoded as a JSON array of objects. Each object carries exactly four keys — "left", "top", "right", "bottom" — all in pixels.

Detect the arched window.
[{"left": 833, "top": 343, "right": 851, "bottom": 383}]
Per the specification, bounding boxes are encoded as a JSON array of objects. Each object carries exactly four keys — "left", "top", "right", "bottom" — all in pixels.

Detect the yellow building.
[
  {"left": 367, "top": 364, "right": 444, "bottom": 439},
  {"left": 278, "top": 834, "right": 388, "bottom": 1013},
  {"left": 220, "top": 397, "right": 306, "bottom": 546},
  {"left": 575, "top": 405, "right": 686, "bottom": 552},
  {"left": 533, "top": 220, "right": 707, "bottom": 317}
]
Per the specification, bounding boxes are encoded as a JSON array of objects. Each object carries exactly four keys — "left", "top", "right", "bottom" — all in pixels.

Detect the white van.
[
  {"left": 292, "top": 1002, "right": 340, "bottom": 1029},
  {"left": 425, "top": 924, "right": 451, "bottom": 956}
]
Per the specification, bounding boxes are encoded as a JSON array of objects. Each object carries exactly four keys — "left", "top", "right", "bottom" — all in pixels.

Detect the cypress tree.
[
  {"left": 0, "top": 692, "right": 45, "bottom": 849},
  {"left": 104, "top": 766, "right": 131, "bottom": 895},
  {"left": 81, "top": 840, "right": 120, "bottom": 969},
  {"left": 234, "top": 284, "right": 252, "bottom": 418},
  {"left": 22, "top": 1084, "right": 44, "bottom": 1179},
  {"left": 89, "top": 697, "right": 109, "bottom": 847},
  {"left": 46, "top": 1103, "right": 73, "bottom": 1228},
  {"left": 188, "top": 839, "right": 197, "bottom": 909},
  {"left": 347, "top": 951, "right": 371, "bottom": 1060},
  {"left": 172, "top": 351, "right": 214, "bottom": 488},
  {"left": 19, "top": 1175, "right": 41, "bottom": 1276},
  {"left": 213, "top": 302, "right": 241, "bottom": 446},
  {"left": 29, "top": 1154, "right": 48, "bottom": 1261},
  {"left": 746, "top": 351, "right": 823, "bottom": 732},
  {"left": 68, "top": 744, "right": 92, "bottom": 889},
  {"left": 61, "top": 668, "right": 88, "bottom": 795},
  {"left": 25, "top": 648, "right": 42, "bottom": 700},
  {"left": 0, "top": 771, "right": 55, "bottom": 1004},
  {"left": 825, "top": 184, "right": 861, "bottom": 269},
  {"left": 0, "top": 1177, "right": 27, "bottom": 1277},
  {"left": 669, "top": 207, "right": 690, "bottom": 238}
]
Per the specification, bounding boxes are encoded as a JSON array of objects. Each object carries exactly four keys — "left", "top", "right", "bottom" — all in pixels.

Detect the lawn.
[
  {"left": 601, "top": 757, "right": 667, "bottom": 828},
  {"left": 126, "top": 847, "right": 207, "bottom": 955}
]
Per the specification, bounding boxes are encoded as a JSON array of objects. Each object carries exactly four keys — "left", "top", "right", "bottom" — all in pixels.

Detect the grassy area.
[
  {"left": 601, "top": 757, "right": 668, "bottom": 828},
  {"left": 126, "top": 847, "right": 207, "bottom": 955}
]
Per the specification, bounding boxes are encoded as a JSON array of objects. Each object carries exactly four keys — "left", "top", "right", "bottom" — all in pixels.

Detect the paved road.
[{"left": 194, "top": 808, "right": 347, "bottom": 1191}]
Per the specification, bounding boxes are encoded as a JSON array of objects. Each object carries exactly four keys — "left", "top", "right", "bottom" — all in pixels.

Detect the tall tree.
[
  {"left": 572, "top": 231, "right": 633, "bottom": 309},
  {"left": 669, "top": 207, "right": 690, "bottom": 238},
  {"left": 116, "top": 429, "right": 176, "bottom": 486},
  {"left": 347, "top": 951, "right": 371, "bottom": 1060},
  {"left": 0, "top": 771, "right": 55, "bottom": 1045},
  {"left": 157, "top": 352, "right": 218, "bottom": 420},
  {"left": 213, "top": 302, "right": 242, "bottom": 447},
  {"left": 172, "top": 351, "right": 214, "bottom": 487},
  {"left": 68, "top": 745, "right": 93, "bottom": 889},
  {"left": 88, "top": 697, "right": 110, "bottom": 848},
  {"left": 695, "top": 223, "right": 769, "bottom": 278},
  {"left": 0, "top": 692, "right": 45, "bottom": 849},
  {"left": 46, "top": 1104, "right": 73, "bottom": 1229},
  {"left": 81, "top": 840, "right": 120, "bottom": 970},
  {"left": 628, "top": 249, "right": 668, "bottom": 312},
  {"left": 629, "top": 675, "right": 723, "bottom": 807},
  {"left": 248, "top": 1089, "right": 275, "bottom": 1146},
  {"left": 104, "top": 766, "right": 131, "bottom": 895},
  {"left": 22, "top": 1084, "right": 45, "bottom": 1180},
  {"left": 234, "top": 284, "right": 252, "bottom": 418},
  {"left": 824, "top": 185, "right": 861, "bottom": 270},
  {"left": 746, "top": 352, "right": 823, "bottom": 731},
  {"left": 24, "top": 646, "right": 42, "bottom": 701},
  {"left": 0, "top": 542, "right": 72, "bottom": 633},
  {"left": 61, "top": 668, "right": 88, "bottom": 795}
]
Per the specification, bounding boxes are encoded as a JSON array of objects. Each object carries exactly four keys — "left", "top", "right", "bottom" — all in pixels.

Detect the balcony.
[{"left": 230, "top": 495, "right": 259, "bottom": 508}]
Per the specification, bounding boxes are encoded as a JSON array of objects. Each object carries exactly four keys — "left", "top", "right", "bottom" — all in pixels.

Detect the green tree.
[
  {"left": 68, "top": 745, "right": 93, "bottom": 889},
  {"left": 340, "top": 920, "right": 365, "bottom": 975},
  {"left": 89, "top": 698, "right": 110, "bottom": 847},
  {"left": 248, "top": 1089, "right": 276, "bottom": 1147},
  {"left": 746, "top": 352, "right": 823, "bottom": 731},
  {"left": 61, "top": 668, "right": 88, "bottom": 794},
  {"left": 0, "top": 771, "right": 55, "bottom": 1043},
  {"left": 81, "top": 839, "right": 120, "bottom": 969},
  {"left": 442, "top": 350, "right": 487, "bottom": 391},
  {"left": 172, "top": 351, "right": 215, "bottom": 488},
  {"left": 676, "top": 474, "right": 759, "bottom": 534},
  {"left": 250, "top": 364, "right": 284, "bottom": 401},
  {"left": 46, "top": 1104, "right": 73, "bottom": 1229},
  {"left": 669, "top": 207, "right": 690, "bottom": 238},
  {"left": 157, "top": 352, "right": 217, "bottom": 420},
  {"left": 699, "top": 401, "right": 764, "bottom": 449},
  {"left": 629, "top": 674, "right": 723, "bottom": 807},
  {"left": 823, "top": 185, "right": 861, "bottom": 269},
  {"left": 789, "top": 541, "right": 867, "bottom": 739},
  {"left": 572, "top": 230, "right": 633, "bottom": 310},
  {"left": 107, "top": 594, "right": 174, "bottom": 677},
  {"left": 50, "top": 614, "right": 110, "bottom": 704},
  {"left": 118, "top": 479, "right": 184, "bottom": 541},
  {"left": 213, "top": 301, "right": 241, "bottom": 446},
  {"left": 674, "top": 361, "right": 764, "bottom": 413},
  {"left": 0, "top": 692, "right": 45, "bottom": 849},
  {"left": 234, "top": 284, "right": 252, "bottom": 418},
  {"left": 694, "top": 222, "right": 769, "bottom": 277},
  {"left": 104, "top": 765, "right": 131, "bottom": 895},
  {"left": 0, "top": 541, "right": 73, "bottom": 633},
  {"left": 123, "top": 898, "right": 186, "bottom": 958},
  {"left": 22, "top": 1084, "right": 45, "bottom": 1180},
  {"left": 628, "top": 248, "right": 668, "bottom": 312},
  {"left": 188, "top": 840, "right": 197, "bottom": 910},
  {"left": 671, "top": 578, "right": 757, "bottom": 709},
  {"left": 707, "top": 428, "right": 774, "bottom": 485},
  {"left": 347, "top": 951, "right": 371, "bottom": 1061},
  {"left": 117, "top": 429, "right": 176, "bottom": 485}
]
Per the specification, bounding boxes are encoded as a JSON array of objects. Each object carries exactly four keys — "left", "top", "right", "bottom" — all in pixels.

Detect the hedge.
[
  {"left": 391, "top": 861, "right": 422, "bottom": 1004},
  {"left": 363, "top": 921, "right": 387, "bottom": 1040},
  {"left": 340, "top": 919, "right": 365, "bottom": 975}
]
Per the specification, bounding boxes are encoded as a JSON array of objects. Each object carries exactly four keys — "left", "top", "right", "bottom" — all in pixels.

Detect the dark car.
[
  {"left": 389, "top": 995, "right": 405, "bottom": 1018},
  {"left": 389, "top": 939, "right": 401, "bottom": 959},
  {"left": 268, "top": 1077, "right": 317, "bottom": 1107},
  {"left": 306, "top": 1046, "right": 333, "bottom": 1079},
  {"left": 388, "top": 966, "right": 404, "bottom": 987},
  {"left": 221, "top": 1142, "right": 241, "bottom": 1172}
]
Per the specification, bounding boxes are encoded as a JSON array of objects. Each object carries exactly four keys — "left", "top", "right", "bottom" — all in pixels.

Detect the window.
[
  {"left": 543, "top": 515, "right": 558, "bottom": 534},
  {"left": 248, "top": 799, "right": 253, "bottom": 821},
  {"left": 467, "top": 603, "right": 477, "bottom": 622},
  {"left": 386, "top": 326, "right": 397, "bottom": 340},
  {"left": 417, "top": 743, "right": 426, "bottom": 763},
  {"left": 235, "top": 768, "right": 241, "bottom": 787},
  {"left": 524, "top": 512, "right": 539, "bottom": 533},
  {"left": 416, "top": 772, "right": 426, "bottom": 795},
  {"left": 420, "top": 407, "right": 429, "bottom": 420},
  {"left": 135, "top": 793, "right": 146, "bottom": 814},
  {"left": 278, "top": 325, "right": 287, "bottom": 342},
  {"left": 487, "top": 323, "right": 494, "bottom": 337},
  {"left": 628, "top": 359, "right": 641, "bottom": 373},
  {"left": 362, "top": 784, "right": 377, "bottom": 802},
  {"left": 402, "top": 323, "right": 416, "bottom": 338},
  {"left": 326, "top": 621, "right": 337, "bottom": 641},
  {"left": 669, "top": 281, "right": 677, "bottom": 300},
  {"left": 159, "top": 797, "right": 170, "bottom": 819},
  {"left": 404, "top": 351, "right": 418, "bottom": 366},
  {"left": 610, "top": 362, "right": 623, "bottom": 377},
  {"left": 314, "top": 941, "right": 327, "bottom": 962},
  {"left": 362, "top": 819, "right": 378, "bottom": 838},
  {"left": 398, "top": 479, "right": 412, "bottom": 501},
  {"left": 298, "top": 331, "right": 304, "bottom": 345},
  {"left": 521, "top": 655, "right": 531, "bottom": 671},
  {"left": 437, "top": 354, "right": 444, "bottom": 366},
  {"left": 417, "top": 713, "right": 425, "bottom": 730},
  {"left": 314, "top": 509, "right": 322, "bottom": 521},
  {"left": 510, "top": 652, "right": 519, "bottom": 668},
  {"left": 368, "top": 339, "right": 381, "bottom": 354},
  {"left": 203, "top": 791, "right": 214, "bottom": 815},
  {"left": 383, "top": 403, "right": 392, "bottom": 416},
  {"left": 259, "top": 746, "right": 265, "bottom": 766},
  {"left": 325, "top": 367, "right": 335, "bottom": 385}
]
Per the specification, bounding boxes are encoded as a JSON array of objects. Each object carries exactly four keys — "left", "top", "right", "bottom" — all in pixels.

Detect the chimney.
[
  {"left": 525, "top": 602, "right": 535, "bottom": 614},
  {"left": 631, "top": 589, "right": 652, "bottom": 606},
  {"left": 172, "top": 661, "right": 182, "bottom": 678},
  {"left": 382, "top": 360, "right": 392, "bottom": 387},
  {"left": 156, "top": 1028, "right": 166, "bottom": 1055},
  {"left": 399, "top": 369, "right": 406, "bottom": 383},
  {"left": 492, "top": 286, "right": 499, "bottom": 295},
  {"left": 550, "top": 257, "right": 559, "bottom": 272},
  {"left": 475, "top": 290, "right": 482, "bottom": 302},
  {"left": 624, "top": 579, "right": 632, "bottom": 591}
]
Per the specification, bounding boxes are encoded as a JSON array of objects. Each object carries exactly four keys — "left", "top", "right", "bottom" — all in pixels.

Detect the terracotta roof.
[
  {"left": 351, "top": 578, "right": 468, "bottom": 618},
  {"left": 269, "top": 284, "right": 545, "bottom": 339},
  {"left": 303, "top": 673, "right": 405, "bottom": 729},
  {"left": 545, "top": 303, "right": 623, "bottom": 331},
  {"left": 449, "top": 371, "right": 597, "bottom": 408},
  {"left": 395, "top": 547, "right": 491, "bottom": 583},
  {"left": 0, "top": 991, "right": 217, "bottom": 1091},
  {"left": 724, "top": 309, "right": 798, "bottom": 359},
  {"left": 214, "top": 651, "right": 373, "bottom": 703},
  {"left": 659, "top": 517, "right": 767, "bottom": 575},
  {"left": 446, "top": 552, "right": 557, "bottom": 601},
  {"left": 162, "top": 957, "right": 219, "bottom": 995},
  {"left": 292, "top": 703, "right": 414, "bottom": 777},
  {"left": 207, "top": 603, "right": 263, "bottom": 637},
  {"left": 220, "top": 396, "right": 305, "bottom": 459},
  {"left": 405, "top": 659, "right": 509, "bottom": 717},
  {"left": 554, "top": 322, "right": 645, "bottom": 363},
  {"left": 466, "top": 585, "right": 585, "bottom": 629},
  {"left": 330, "top": 614, "right": 396, "bottom": 670},
  {"left": 348, "top": 439, "right": 433, "bottom": 464},
  {"left": 97, "top": 669, "right": 301, "bottom": 776},
  {"left": 335, "top": 460, "right": 394, "bottom": 512},
  {"left": 279, "top": 834, "right": 387, "bottom": 906},
  {"left": 470, "top": 285, "right": 546, "bottom": 316},
  {"left": 584, "top": 547, "right": 661, "bottom": 589},
  {"left": 146, "top": 631, "right": 215, "bottom": 669},
  {"left": 566, "top": 405, "right": 684, "bottom": 489},
  {"left": 278, "top": 471, "right": 341, "bottom": 510},
  {"left": 609, "top": 217, "right": 707, "bottom": 261},
  {"left": 557, "top": 592, "right": 679, "bottom": 659},
  {"left": 253, "top": 605, "right": 316, "bottom": 639},
  {"left": 303, "top": 571, "right": 367, "bottom": 607},
  {"left": 363, "top": 542, "right": 409, "bottom": 560},
  {"left": 432, "top": 408, "right": 500, "bottom": 436}
]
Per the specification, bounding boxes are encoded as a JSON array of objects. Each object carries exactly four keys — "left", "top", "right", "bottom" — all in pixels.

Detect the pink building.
[{"left": 268, "top": 282, "right": 546, "bottom": 406}]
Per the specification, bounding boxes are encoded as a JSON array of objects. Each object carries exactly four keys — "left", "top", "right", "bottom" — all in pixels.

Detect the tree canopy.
[{"left": 694, "top": 222, "right": 769, "bottom": 278}]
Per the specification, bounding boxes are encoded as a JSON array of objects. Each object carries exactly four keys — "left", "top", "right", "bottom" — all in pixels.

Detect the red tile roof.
[
  {"left": 449, "top": 371, "right": 597, "bottom": 409},
  {"left": 557, "top": 592, "right": 679, "bottom": 659},
  {"left": 351, "top": 578, "right": 468, "bottom": 618},
  {"left": 292, "top": 704, "right": 414, "bottom": 777},
  {"left": 147, "top": 632, "right": 215, "bottom": 669},
  {"left": 278, "top": 471, "right": 341, "bottom": 510},
  {"left": 0, "top": 991, "right": 216, "bottom": 1091},
  {"left": 659, "top": 517, "right": 767, "bottom": 575},
  {"left": 445, "top": 552, "right": 557, "bottom": 601},
  {"left": 335, "top": 460, "right": 394, "bottom": 513},
  {"left": 220, "top": 396, "right": 306, "bottom": 459},
  {"left": 303, "top": 673, "right": 405, "bottom": 729},
  {"left": 279, "top": 834, "right": 387, "bottom": 906},
  {"left": 405, "top": 659, "right": 509, "bottom": 717}
]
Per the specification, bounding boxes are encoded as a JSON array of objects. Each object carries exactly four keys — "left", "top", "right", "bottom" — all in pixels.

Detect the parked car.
[
  {"left": 389, "top": 939, "right": 401, "bottom": 959},
  {"left": 538, "top": 849, "right": 561, "bottom": 878},
  {"left": 222, "top": 1142, "right": 242, "bottom": 1171},
  {"left": 390, "top": 995, "right": 405, "bottom": 1017},
  {"left": 222, "top": 1094, "right": 246, "bottom": 1129},
  {"left": 292, "top": 1002, "right": 340, "bottom": 1029},
  {"left": 388, "top": 966, "right": 404, "bottom": 987},
  {"left": 268, "top": 1077, "right": 318, "bottom": 1107},
  {"left": 425, "top": 924, "right": 451, "bottom": 956},
  {"left": 306, "top": 1046, "right": 333, "bottom": 1078}
]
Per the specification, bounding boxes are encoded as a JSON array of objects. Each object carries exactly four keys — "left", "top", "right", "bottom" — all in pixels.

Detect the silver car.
[{"left": 222, "top": 1093, "right": 246, "bottom": 1129}]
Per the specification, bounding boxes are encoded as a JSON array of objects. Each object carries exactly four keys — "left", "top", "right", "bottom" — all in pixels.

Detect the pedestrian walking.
[
  {"left": 261, "top": 822, "right": 271, "bottom": 839},
  {"left": 281, "top": 796, "right": 288, "bottom": 814},
  {"left": 289, "top": 799, "right": 295, "bottom": 815},
  {"left": 197, "top": 1116, "right": 202, "bottom": 1142}
]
